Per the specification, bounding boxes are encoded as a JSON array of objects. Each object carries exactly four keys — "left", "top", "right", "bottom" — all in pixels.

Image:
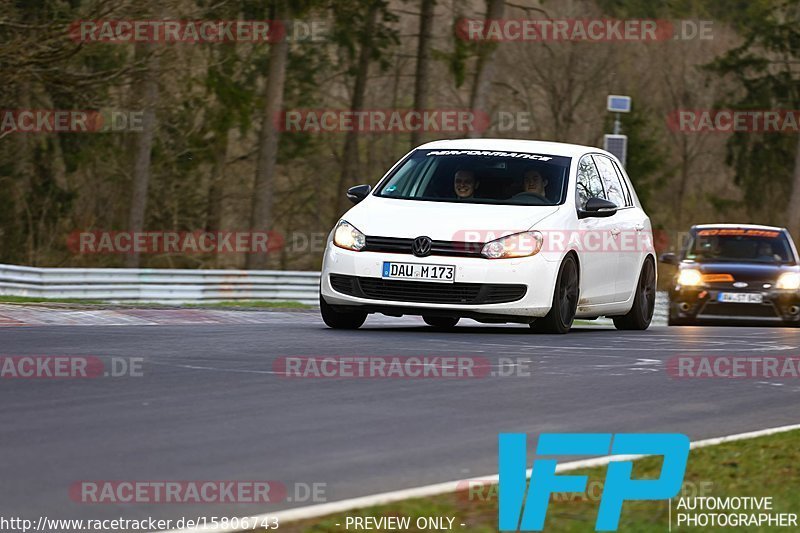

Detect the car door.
[
  {"left": 594, "top": 155, "right": 649, "bottom": 301},
  {"left": 575, "top": 154, "right": 619, "bottom": 304}
]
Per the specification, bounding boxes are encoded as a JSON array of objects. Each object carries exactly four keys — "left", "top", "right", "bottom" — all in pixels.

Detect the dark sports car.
[{"left": 660, "top": 224, "right": 800, "bottom": 326}]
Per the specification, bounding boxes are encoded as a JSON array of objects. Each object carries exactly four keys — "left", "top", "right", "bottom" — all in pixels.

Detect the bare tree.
[
  {"left": 334, "top": 1, "right": 381, "bottom": 218},
  {"left": 125, "top": 44, "right": 160, "bottom": 268},
  {"left": 247, "top": 0, "right": 290, "bottom": 270},
  {"left": 467, "top": 0, "right": 504, "bottom": 139},
  {"left": 410, "top": 0, "right": 436, "bottom": 149},
  {"left": 788, "top": 135, "right": 800, "bottom": 236},
  {"left": 205, "top": 131, "right": 229, "bottom": 235}
]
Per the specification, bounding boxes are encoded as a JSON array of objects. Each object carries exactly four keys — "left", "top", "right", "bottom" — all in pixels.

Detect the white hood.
[{"left": 341, "top": 197, "right": 560, "bottom": 241}]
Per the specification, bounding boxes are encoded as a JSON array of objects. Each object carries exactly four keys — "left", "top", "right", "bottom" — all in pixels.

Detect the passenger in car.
[{"left": 453, "top": 169, "right": 479, "bottom": 199}]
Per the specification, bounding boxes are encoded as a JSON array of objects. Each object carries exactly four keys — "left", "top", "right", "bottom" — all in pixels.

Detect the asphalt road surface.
[{"left": 1, "top": 308, "right": 799, "bottom": 528}]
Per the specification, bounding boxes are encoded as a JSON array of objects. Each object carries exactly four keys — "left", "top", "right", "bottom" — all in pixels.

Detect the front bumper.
[
  {"left": 669, "top": 286, "right": 800, "bottom": 323},
  {"left": 320, "top": 243, "right": 560, "bottom": 318}
]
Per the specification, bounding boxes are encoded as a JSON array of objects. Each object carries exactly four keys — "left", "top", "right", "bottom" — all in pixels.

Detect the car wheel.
[
  {"left": 613, "top": 258, "right": 656, "bottom": 330},
  {"left": 423, "top": 316, "right": 460, "bottom": 329},
  {"left": 320, "top": 295, "right": 367, "bottom": 329},
  {"left": 530, "top": 255, "right": 579, "bottom": 334}
]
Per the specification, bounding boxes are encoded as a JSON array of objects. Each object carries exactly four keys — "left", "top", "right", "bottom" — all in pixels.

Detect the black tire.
[
  {"left": 530, "top": 255, "right": 579, "bottom": 334},
  {"left": 613, "top": 259, "right": 656, "bottom": 330},
  {"left": 320, "top": 295, "right": 367, "bottom": 329},
  {"left": 423, "top": 316, "right": 460, "bottom": 329}
]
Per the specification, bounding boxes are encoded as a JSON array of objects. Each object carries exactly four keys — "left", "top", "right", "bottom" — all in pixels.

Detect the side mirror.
[
  {"left": 578, "top": 197, "right": 618, "bottom": 219},
  {"left": 659, "top": 252, "right": 679, "bottom": 266},
  {"left": 346, "top": 184, "right": 371, "bottom": 205}
]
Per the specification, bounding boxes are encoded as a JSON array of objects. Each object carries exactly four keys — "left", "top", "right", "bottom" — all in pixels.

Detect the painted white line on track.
[{"left": 160, "top": 422, "right": 800, "bottom": 533}]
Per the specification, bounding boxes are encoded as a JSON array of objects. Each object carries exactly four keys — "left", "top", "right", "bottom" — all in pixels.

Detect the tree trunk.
[
  {"left": 205, "top": 129, "right": 229, "bottom": 267},
  {"left": 787, "top": 134, "right": 800, "bottom": 238},
  {"left": 13, "top": 82, "right": 35, "bottom": 263},
  {"left": 125, "top": 44, "right": 159, "bottom": 268},
  {"left": 247, "top": 0, "right": 290, "bottom": 270},
  {"left": 205, "top": 132, "right": 228, "bottom": 234},
  {"left": 333, "top": 1, "right": 380, "bottom": 220},
  {"left": 467, "top": 0, "right": 504, "bottom": 139},
  {"left": 410, "top": 0, "right": 436, "bottom": 149}
]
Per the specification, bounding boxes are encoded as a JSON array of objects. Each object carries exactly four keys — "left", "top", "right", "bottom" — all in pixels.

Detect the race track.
[{"left": 1, "top": 308, "right": 798, "bottom": 526}]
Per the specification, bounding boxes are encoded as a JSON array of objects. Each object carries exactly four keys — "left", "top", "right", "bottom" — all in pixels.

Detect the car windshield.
[
  {"left": 685, "top": 228, "right": 796, "bottom": 264},
  {"left": 375, "top": 149, "right": 571, "bottom": 205}
]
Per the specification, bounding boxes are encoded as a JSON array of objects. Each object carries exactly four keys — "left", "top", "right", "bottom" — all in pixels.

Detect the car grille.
[
  {"left": 363, "top": 236, "right": 484, "bottom": 257},
  {"left": 329, "top": 274, "right": 526, "bottom": 305},
  {"left": 705, "top": 281, "right": 775, "bottom": 290},
  {"left": 698, "top": 302, "right": 778, "bottom": 319}
]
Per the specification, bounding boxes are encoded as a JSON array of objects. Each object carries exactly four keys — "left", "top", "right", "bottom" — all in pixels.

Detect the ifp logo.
[{"left": 498, "top": 433, "right": 689, "bottom": 531}]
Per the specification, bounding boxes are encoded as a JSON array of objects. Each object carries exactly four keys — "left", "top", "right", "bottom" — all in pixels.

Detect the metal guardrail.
[
  {"left": 0, "top": 264, "right": 321, "bottom": 305},
  {"left": 654, "top": 291, "right": 669, "bottom": 326},
  {"left": 0, "top": 263, "right": 668, "bottom": 324}
]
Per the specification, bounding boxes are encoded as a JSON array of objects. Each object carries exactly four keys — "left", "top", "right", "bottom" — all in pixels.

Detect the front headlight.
[
  {"left": 677, "top": 268, "right": 703, "bottom": 287},
  {"left": 333, "top": 220, "right": 366, "bottom": 251},
  {"left": 481, "top": 231, "right": 543, "bottom": 259},
  {"left": 776, "top": 272, "right": 800, "bottom": 290}
]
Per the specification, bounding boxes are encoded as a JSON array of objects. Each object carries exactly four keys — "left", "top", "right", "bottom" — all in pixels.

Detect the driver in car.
[
  {"left": 755, "top": 242, "right": 778, "bottom": 262},
  {"left": 523, "top": 169, "right": 548, "bottom": 197},
  {"left": 515, "top": 169, "right": 548, "bottom": 200}
]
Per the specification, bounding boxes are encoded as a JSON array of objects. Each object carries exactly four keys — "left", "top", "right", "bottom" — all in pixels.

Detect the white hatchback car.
[{"left": 320, "top": 139, "right": 656, "bottom": 333}]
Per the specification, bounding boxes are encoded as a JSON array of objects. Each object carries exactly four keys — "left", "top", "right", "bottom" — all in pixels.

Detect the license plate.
[
  {"left": 382, "top": 262, "right": 455, "bottom": 283},
  {"left": 718, "top": 292, "right": 763, "bottom": 304}
]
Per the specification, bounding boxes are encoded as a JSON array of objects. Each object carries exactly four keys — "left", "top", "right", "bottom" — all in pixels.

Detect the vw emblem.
[
  {"left": 412, "top": 236, "right": 433, "bottom": 257},
  {"left": 733, "top": 281, "right": 748, "bottom": 288}
]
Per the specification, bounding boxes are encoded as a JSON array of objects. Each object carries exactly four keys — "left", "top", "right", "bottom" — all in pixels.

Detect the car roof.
[
  {"left": 692, "top": 223, "right": 787, "bottom": 232},
  {"left": 416, "top": 138, "right": 613, "bottom": 159}
]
